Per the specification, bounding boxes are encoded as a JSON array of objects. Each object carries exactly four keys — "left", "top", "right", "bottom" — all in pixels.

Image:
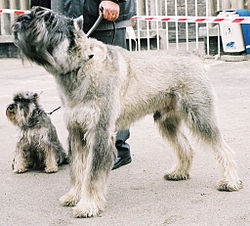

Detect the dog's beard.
[
  {"left": 6, "top": 108, "right": 18, "bottom": 125},
  {"left": 10, "top": 104, "right": 36, "bottom": 128},
  {"left": 7, "top": 105, "right": 30, "bottom": 128}
]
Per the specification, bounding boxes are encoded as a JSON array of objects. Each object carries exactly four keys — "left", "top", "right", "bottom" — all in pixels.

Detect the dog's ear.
[
  {"left": 33, "top": 93, "right": 39, "bottom": 103},
  {"left": 73, "top": 16, "right": 84, "bottom": 31}
]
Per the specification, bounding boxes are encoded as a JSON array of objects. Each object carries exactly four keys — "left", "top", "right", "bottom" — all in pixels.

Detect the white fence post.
[
  {"left": 145, "top": 0, "right": 150, "bottom": 50},
  {"left": 136, "top": 0, "right": 141, "bottom": 51},
  {"left": 20, "top": 0, "right": 30, "bottom": 10},
  {"left": 175, "top": 0, "right": 179, "bottom": 49},
  {"left": 9, "top": 0, "right": 17, "bottom": 29},
  {"left": 195, "top": 0, "right": 199, "bottom": 50},
  {"left": 1, "top": 0, "right": 10, "bottom": 35},
  {"left": 164, "top": 0, "right": 169, "bottom": 49},
  {"left": 185, "top": 0, "right": 189, "bottom": 51},
  {"left": 155, "top": 0, "right": 159, "bottom": 50},
  {"left": 206, "top": 0, "right": 210, "bottom": 55}
]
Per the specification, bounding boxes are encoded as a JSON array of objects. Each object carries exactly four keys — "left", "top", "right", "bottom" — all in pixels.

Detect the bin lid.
[{"left": 236, "top": 9, "right": 250, "bottom": 17}]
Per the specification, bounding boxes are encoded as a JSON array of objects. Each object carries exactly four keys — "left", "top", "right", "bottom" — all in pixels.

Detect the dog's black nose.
[
  {"left": 12, "top": 14, "right": 31, "bottom": 32},
  {"left": 17, "top": 13, "right": 31, "bottom": 22},
  {"left": 21, "top": 14, "right": 31, "bottom": 21},
  {"left": 7, "top": 104, "right": 16, "bottom": 111},
  {"left": 23, "top": 14, "right": 31, "bottom": 19}
]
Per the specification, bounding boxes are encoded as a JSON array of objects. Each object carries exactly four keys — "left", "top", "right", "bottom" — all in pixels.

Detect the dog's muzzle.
[
  {"left": 7, "top": 103, "right": 17, "bottom": 112},
  {"left": 12, "top": 14, "right": 32, "bottom": 36},
  {"left": 6, "top": 104, "right": 17, "bottom": 115},
  {"left": 6, "top": 104, "right": 17, "bottom": 122}
]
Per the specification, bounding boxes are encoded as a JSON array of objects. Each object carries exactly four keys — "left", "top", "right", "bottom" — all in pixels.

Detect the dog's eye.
[
  {"left": 13, "top": 97, "right": 21, "bottom": 102},
  {"left": 14, "top": 97, "right": 30, "bottom": 104},
  {"left": 22, "top": 14, "right": 31, "bottom": 21}
]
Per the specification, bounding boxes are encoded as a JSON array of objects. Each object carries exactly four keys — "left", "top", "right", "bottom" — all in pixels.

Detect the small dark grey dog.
[
  {"left": 6, "top": 91, "right": 68, "bottom": 173},
  {"left": 12, "top": 7, "right": 242, "bottom": 218}
]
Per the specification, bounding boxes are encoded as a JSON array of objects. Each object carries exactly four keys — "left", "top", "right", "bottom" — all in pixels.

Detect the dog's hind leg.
[
  {"left": 212, "top": 136, "right": 242, "bottom": 191},
  {"left": 60, "top": 127, "right": 86, "bottom": 207},
  {"left": 182, "top": 100, "right": 242, "bottom": 191},
  {"left": 155, "top": 112, "right": 194, "bottom": 181}
]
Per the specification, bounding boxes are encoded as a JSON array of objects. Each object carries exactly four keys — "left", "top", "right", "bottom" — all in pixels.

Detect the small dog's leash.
[{"left": 47, "top": 106, "right": 61, "bottom": 115}]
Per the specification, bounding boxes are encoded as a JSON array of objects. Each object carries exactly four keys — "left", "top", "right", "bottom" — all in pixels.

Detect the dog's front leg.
[
  {"left": 12, "top": 144, "right": 28, "bottom": 173},
  {"left": 60, "top": 127, "right": 87, "bottom": 207},
  {"left": 44, "top": 146, "right": 58, "bottom": 173},
  {"left": 73, "top": 109, "right": 117, "bottom": 218}
]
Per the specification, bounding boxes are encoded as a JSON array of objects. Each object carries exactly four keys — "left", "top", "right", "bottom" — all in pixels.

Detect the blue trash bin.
[{"left": 236, "top": 9, "right": 250, "bottom": 54}]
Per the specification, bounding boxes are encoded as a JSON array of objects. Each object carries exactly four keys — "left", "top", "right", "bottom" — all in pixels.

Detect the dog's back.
[{"left": 111, "top": 48, "right": 213, "bottom": 130}]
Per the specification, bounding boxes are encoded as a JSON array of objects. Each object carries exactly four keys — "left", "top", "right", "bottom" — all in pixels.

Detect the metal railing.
[
  {"left": 130, "top": 0, "right": 249, "bottom": 56},
  {"left": 1, "top": 0, "right": 250, "bottom": 57}
]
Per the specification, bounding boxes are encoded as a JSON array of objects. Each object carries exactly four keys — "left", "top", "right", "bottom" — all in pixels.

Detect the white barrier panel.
[
  {"left": 1, "top": 10, "right": 249, "bottom": 25},
  {"left": 0, "top": 9, "right": 31, "bottom": 14}
]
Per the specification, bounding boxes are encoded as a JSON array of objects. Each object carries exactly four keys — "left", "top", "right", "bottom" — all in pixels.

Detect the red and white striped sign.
[
  {"left": 131, "top": 15, "right": 250, "bottom": 24},
  {"left": 0, "top": 9, "right": 31, "bottom": 14},
  {"left": 1, "top": 9, "right": 250, "bottom": 24}
]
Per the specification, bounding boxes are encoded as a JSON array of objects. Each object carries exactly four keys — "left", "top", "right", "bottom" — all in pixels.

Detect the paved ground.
[{"left": 0, "top": 56, "right": 250, "bottom": 226}]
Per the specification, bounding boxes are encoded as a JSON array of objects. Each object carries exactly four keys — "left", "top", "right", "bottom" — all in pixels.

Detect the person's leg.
[
  {"left": 89, "top": 28, "right": 132, "bottom": 170},
  {"left": 31, "top": 0, "right": 51, "bottom": 8},
  {"left": 113, "top": 129, "right": 131, "bottom": 170}
]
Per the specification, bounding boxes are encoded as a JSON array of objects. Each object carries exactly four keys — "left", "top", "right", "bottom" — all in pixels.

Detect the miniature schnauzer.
[{"left": 6, "top": 91, "right": 68, "bottom": 173}]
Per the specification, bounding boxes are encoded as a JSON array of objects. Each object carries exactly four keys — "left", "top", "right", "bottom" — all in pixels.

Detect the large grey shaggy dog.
[{"left": 12, "top": 7, "right": 242, "bottom": 217}]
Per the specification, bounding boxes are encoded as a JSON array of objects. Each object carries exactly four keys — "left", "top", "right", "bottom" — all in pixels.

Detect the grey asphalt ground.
[{"left": 0, "top": 56, "right": 250, "bottom": 226}]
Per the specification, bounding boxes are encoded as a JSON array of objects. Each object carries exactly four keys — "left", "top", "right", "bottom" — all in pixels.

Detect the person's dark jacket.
[{"left": 64, "top": 0, "right": 136, "bottom": 31}]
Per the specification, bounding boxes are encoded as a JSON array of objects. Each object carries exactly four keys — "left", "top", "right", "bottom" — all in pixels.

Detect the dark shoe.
[
  {"left": 112, "top": 142, "right": 132, "bottom": 170},
  {"left": 112, "top": 155, "right": 132, "bottom": 170}
]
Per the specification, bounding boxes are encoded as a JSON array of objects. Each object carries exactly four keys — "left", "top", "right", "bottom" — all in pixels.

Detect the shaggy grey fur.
[
  {"left": 6, "top": 91, "right": 67, "bottom": 173},
  {"left": 12, "top": 7, "right": 242, "bottom": 218}
]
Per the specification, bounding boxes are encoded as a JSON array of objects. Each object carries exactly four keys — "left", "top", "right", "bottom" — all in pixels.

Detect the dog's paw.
[
  {"left": 72, "top": 201, "right": 102, "bottom": 218},
  {"left": 60, "top": 190, "right": 79, "bottom": 207},
  {"left": 164, "top": 172, "right": 190, "bottom": 181},
  {"left": 217, "top": 179, "right": 243, "bottom": 192},
  {"left": 45, "top": 166, "right": 58, "bottom": 173},
  {"left": 13, "top": 167, "right": 28, "bottom": 174}
]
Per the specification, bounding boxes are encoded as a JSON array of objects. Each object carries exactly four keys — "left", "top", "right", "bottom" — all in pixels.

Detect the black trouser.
[
  {"left": 88, "top": 27, "right": 130, "bottom": 155},
  {"left": 90, "top": 28, "right": 127, "bottom": 49}
]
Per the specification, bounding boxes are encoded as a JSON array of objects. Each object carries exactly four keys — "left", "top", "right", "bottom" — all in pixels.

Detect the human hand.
[{"left": 99, "top": 1, "right": 120, "bottom": 21}]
